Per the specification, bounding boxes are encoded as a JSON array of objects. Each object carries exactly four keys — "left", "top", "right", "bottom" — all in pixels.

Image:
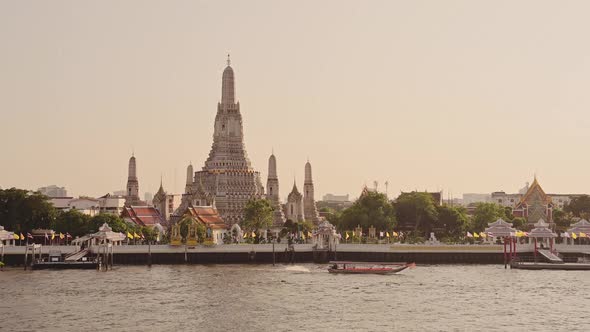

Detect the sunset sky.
[{"left": 2, "top": 0, "right": 590, "bottom": 200}]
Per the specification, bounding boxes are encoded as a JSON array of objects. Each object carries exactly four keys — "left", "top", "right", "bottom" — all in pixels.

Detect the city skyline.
[{"left": 2, "top": 1, "right": 590, "bottom": 200}]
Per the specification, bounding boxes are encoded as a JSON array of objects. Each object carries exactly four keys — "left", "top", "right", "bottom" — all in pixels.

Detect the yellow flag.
[
  {"left": 13, "top": 233, "right": 19, "bottom": 240},
  {"left": 307, "top": 231, "right": 312, "bottom": 238},
  {"left": 134, "top": 232, "right": 140, "bottom": 239},
  {"left": 20, "top": 233, "right": 25, "bottom": 240},
  {"left": 59, "top": 232, "right": 64, "bottom": 239},
  {"left": 580, "top": 232, "right": 587, "bottom": 238},
  {"left": 393, "top": 231, "right": 399, "bottom": 237},
  {"left": 480, "top": 232, "right": 487, "bottom": 238},
  {"left": 572, "top": 232, "right": 578, "bottom": 239},
  {"left": 386, "top": 232, "right": 390, "bottom": 238},
  {"left": 251, "top": 231, "right": 256, "bottom": 238},
  {"left": 302, "top": 233, "right": 306, "bottom": 240},
  {"left": 127, "top": 232, "right": 133, "bottom": 239},
  {"left": 51, "top": 233, "right": 55, "bottom": 240},
  {"left": 243, "top": 232, "right": 247, "bottom": 238},
  {"left": 345, "top": 232, "right": 350, "bottom": 240},
  {"left": 473, "top": 232, "right": 480, "bottom": 238}
]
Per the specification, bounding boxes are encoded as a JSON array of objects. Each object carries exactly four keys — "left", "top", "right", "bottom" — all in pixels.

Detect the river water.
[{"left": 0, "top": 264, "right": 588, "bottom": 331}]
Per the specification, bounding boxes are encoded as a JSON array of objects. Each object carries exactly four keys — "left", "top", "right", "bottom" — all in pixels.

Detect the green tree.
[
  {"left": 437, "top": 205, "right": 469, "bottom": 238},
  {"left": 339, "top": 191, "right": 396, "bottom": 232},
  {"left": 241, "top": 198, "right": 274, "bottom": 233},
  {"left": 472, "top": 202, "right": 506, "bottom": 232},
  {"left": 564, "top": 195, "right": 590, "bottom": 219},
  {"left": 52, "top": 210, "right": 92, "bottom": 237},
  {"left": 0, "top": 188, "right": 56, "bottom": 232},
  {"left": 553, "top": 209, "right": 574, "bottom": 233},
  {"left": 394, "top": 192, "right": 437, "bottom": 235}
]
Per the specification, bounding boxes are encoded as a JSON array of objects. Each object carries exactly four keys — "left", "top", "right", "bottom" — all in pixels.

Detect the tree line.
[{"left": 0, "top": 188, "right": 156, "bottom": 240}]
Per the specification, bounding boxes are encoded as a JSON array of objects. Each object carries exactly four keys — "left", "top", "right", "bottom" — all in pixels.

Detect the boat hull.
[
  {"left": 328, "top": 266, "right": 408, "bottom": 275},
  {"left": 32, "top": 261, "right": 98, "bottom": 270}
]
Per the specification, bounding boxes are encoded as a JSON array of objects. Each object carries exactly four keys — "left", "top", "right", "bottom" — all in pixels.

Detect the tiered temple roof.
[
  {"left": 122, "top": 206, "right": 166, "bottom": 228},
  {"left": 567, "top": 219, "right": 590, "bottom": 234},
  {"left": 484, "top": 218, "right": 516, "bottom": 237},
  {"left": 528, "top": 219, "right": 557, "bottom": 238}
]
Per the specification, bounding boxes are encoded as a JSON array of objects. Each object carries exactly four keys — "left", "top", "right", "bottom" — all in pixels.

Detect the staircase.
[
  {"left": 537, "top": 249, "right": 563, "bottom": 263},
  {"left": 65, "top": 248, "right": 89, "bottom": 261}
]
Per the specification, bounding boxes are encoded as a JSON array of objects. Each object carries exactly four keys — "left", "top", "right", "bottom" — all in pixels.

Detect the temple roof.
[
  {"left": 186, "top": 206, "right": 227, "bottom": 230},
  {"left": 122, "top": 206, "right": 166, "bottom": 227},
  {"left": 515, "top": 177, "right": 552, "bottom": 207}
]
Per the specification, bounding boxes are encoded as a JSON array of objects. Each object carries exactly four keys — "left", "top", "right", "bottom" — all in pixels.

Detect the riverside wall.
[{"left": 2, "top": 244, "right": 589, "bottom": 266}]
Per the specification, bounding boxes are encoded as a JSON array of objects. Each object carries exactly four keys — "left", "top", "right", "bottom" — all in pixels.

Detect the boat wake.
[{"left": 284, "top": 265, "right": 311, "bottom": 273}]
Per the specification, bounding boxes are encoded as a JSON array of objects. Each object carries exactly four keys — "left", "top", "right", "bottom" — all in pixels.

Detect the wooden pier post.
[
  {"left": 503, "top": 237, "right": 507, "bottom": 269},
  {"left": 148, "top": 241, "right": 152, "bottom": 267}
]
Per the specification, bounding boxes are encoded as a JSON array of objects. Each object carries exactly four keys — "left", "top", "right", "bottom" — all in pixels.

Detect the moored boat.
[{"left": 328, "top": 261, "right": 415, "bottom": 275}]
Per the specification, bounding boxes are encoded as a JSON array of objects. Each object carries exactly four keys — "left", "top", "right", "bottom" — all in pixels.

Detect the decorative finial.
[{"left": 227, "top": 53, "right": 231, "bottom": 66}]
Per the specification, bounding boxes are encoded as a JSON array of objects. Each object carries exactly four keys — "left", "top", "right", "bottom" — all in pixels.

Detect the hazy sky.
[{"left": 2, "top": 0, "right": 590, "bottom": 201}]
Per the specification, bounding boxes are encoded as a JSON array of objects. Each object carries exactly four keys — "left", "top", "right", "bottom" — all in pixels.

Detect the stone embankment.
[{"left": 2, "top": 244, "right": 589, "bottom": 266}]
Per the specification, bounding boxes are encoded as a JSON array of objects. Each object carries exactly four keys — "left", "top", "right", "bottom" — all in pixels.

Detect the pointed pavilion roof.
[
  {"left": 567, "top": 219, "right": 590, "bottom": 234},
  {"left": 484, "top": 218, "right": 516, "bottom": 237},
  {"left": 528, "top": 218, "right": 557, "bottom": 238}
]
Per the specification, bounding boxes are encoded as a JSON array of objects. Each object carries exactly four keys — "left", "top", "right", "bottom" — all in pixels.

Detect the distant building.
[
  {"left": 512, "top": 177, "right": 554, "bottom": 226},
  {"left": 50, "top": 197, "right": 100, "bottom": 216},
  {"left": 97, "top": 193, "right": 126, "bottom": 215},
  {"left": 322, "top": 194, "right": 350, "bottom": 202},
  {"left": 144, "top": 192, "right": 153, "bottom": 203},
  {"left": 38, "top": 185, "right": 67, "bottom": 198},
  {"left": 124, "top": 154, "right": 146, "bottom": 206},
  {"left": 462, "top": 193, "right": 490, "bottom": 206}
]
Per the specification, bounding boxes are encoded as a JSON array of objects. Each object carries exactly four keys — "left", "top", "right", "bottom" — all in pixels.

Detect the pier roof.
[
  {"left": 528, "top": 219, "right": 557, "bottom": 238},
  {"left": 567, "top": 219, "right": 590, "bottom": 234},
  {"left": 484, "top": 218, "right": 516, "bottom": 237}
]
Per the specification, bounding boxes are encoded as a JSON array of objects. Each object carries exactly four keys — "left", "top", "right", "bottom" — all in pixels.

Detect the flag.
[
  {"left": 134, "top": 232, "right": 140, "bottom": 239},
  {"left": 572, "top": 232, "right": 578, "bottom": 239},
  {"left": 27, "top": 233, "right": 33, "bottom": 239},
  {"left": 386, "top": 232, "right": 390, "bottom": 238},
  {"left": 51, "top": 233, "right": 55, "bottom": 240},
  {"left": 45, "top": 233, "right": 49, "bottom": 240},
  {"left": 487, "top": 232, "right": 494, "bottom": 237},
  {"left": 473, "top": 232, "right": 480, "bottom": 238},
  {"left": 13, "top": 233, "right": 19, "bottom": 240},
  {"left": 127, "top": 232, "right": 133, "bottom": 239},
  {"left": 59, "top": 233, "right": 64, "bottom": 240},
  {"left": 156, "top": 233, "right": 160, "bottom": 242},
  {"left": 562, "top": 232, "right": 570, "bottom": 238},
  {"left": 580, "top": 232, "right": 587, "bottom": 238},
  {"left": 243, "top": 232, "right": 247, "bottom": 238},
  {"left": 345, "top": 232, "right": 350, "bottom": 240},
  {"left": 140, "top": 233, "right": 145, "bottom": 239},
  {"left": 466, "top": 232, "right": 473, "bottom": 238},
  {"left": 479, "top": 232, "right": 487, "bottom": 238},
  {"left": 307, "top": 231, "right": 312, "bottom": 238},
  {"left": 380, "top": 231, "right": 384, "bottom": 238},
  {"left": 302, "top": 233, "right": 306, "bottom": 240},
  {"left": 66, "top": 232, "right": 72, "bottom": 239},
  {"left": 251, "top": 231, "right": 256, "bottom": 238},
  {"left": 20, "top": 233, "right": 25, "bottom": 240},
  {"left": 393, "top": 231, "right": 399, "bottom": 237}
]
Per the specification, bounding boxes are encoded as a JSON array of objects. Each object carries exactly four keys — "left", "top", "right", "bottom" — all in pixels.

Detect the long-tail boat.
[{"left": 328, "top": 261, "right": 415, "bottom": 275}]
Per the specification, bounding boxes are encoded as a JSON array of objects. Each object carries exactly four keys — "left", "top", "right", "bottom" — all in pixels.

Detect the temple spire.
[{"left": 221, "top": 55, "right": 235, "bottom": 105}]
